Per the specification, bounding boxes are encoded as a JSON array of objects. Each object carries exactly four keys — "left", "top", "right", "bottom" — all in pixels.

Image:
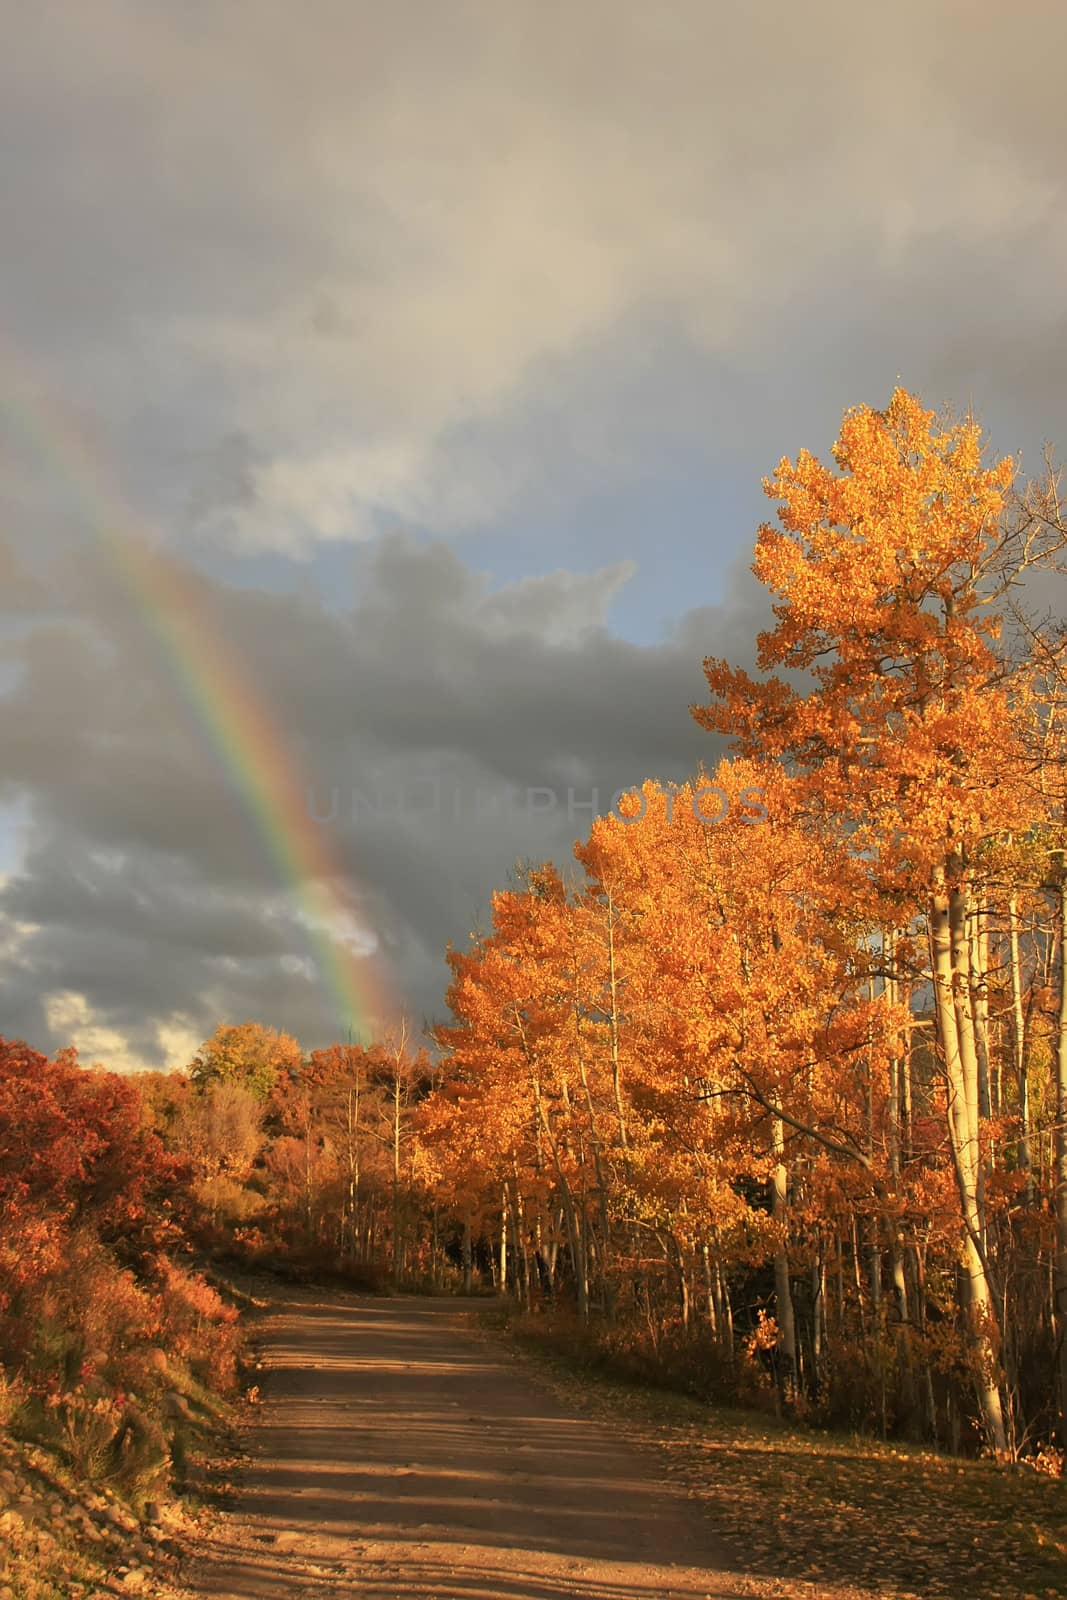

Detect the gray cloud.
[
  {"left": 0, "top": 533, "right": 755, "bottom": 1064},
  {"left": 3, "top": 0, "right": 1067, "bottom": 1064},
  {"left": 3, "top": 2, "right": 1067, "bottom": 552}
]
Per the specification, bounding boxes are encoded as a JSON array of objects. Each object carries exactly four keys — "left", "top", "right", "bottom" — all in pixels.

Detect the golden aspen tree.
[{"left": 692, "top": 391, "right": 1065, "bottom": 1450}]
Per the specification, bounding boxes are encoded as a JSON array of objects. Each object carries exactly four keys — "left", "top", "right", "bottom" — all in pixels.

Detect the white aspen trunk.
[
  {"left": 392, "top": 1065, "right": 402, "bottom": 1286},
  {"left": 1054, "top": 870, "right": 1067, "bottom": 1446},
  {"left": 605, "top": 892, "right": 630, "bottom": 1156},
  {"left": 812, "top": 1253, "right": 825, "bottom": 1375},
  {"left": 499, "top": 1186, "right": 508, "bottom": 1294},
  {"left": 1007, "top": 890, "right": 1033, "bottom": 1202},
  {"left": 540, "top": 1114, "right": 588, "bottom": 1318},
  {"left": 770, "top": 1114, "right": 797, "bottom": 1393},
  {"left": 570, "top": 932, "right": 616, "bottom": 1317},
  {"left": 462, "top": 1215, "right": 473, "bottom": 1295},
  {"left": 576, "top": 1057, "right": 614, "bottom": 1314},
  {"left": 901, "top": 1036, "right": 913, "bottom": 1168},
  {"left": 701, "top": 1242, "right": 718, "bottom": 1338},
  {"left": 852, "top": 1211, "right": 867, "bottom": 1338},
  {"left": 868, "top": 1239, "right": 882, "bottom": 1319},
  {"left": 346, "top": 1080, "right": 360, "bottom": 1258},
  {"left": 680, "top": 1259, "right": 690, "bottom": 1333},
  {"left": 930, "top": 870, "right": 1008, "bottom": 1453},
  {"left": 886, "top": 937, "right": 914, "bottom": 1415},
  {"left": 886, "top": 939, "right": 901, "bottom": 1182},
  {"left": 970, "top": 905, "right": 992, "bottom": 1120},
  {"left": 509, "top": 1173, "right": 532, "bottom": 1310},
  {"left": 718, "top": 1260, "right": 734, "bottom": 1352}
]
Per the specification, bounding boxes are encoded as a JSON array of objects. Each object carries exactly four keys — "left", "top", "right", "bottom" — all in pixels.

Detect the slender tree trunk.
[
  {"left": 462, "top": 1215, "right": 473, "bottom": 1295},
  {"left": 852, "top": 1211, "right": 867, "bottom": 1339},
  {"left": 392, "top": 1070, "right": 402, "bottom": 1287},
  {"left": 509, "top": 1172, "right": 531, "bottom": 1310},
  {"left": 812, "top": 1251, "right": 825, "bottom": 1378},
  {"left": 577, "top": 1078, "right": 613, "bottom": 1313},
  {"left": 1007, "top": 891, "right": 1033, "bottom": 1202},
  {"left": 885, "top": 941, "right": 916, "bottom": 1421},
  {"left": 970, "top": 905, "right": 992, "bottom": 1121},
  {"left": 573, "top": 952, "right": 616, "bottom": 1317},
  {"left": 701, "top": 1242, "right": 718, "bottom": 1339},
  {"left": 1054, "top": 868, "right": 1067, "bottom": 1446},
  {"left": 669, "top": 1235, "right": 689, "bottom": 1333},
  {"left": 867, "top": 1236, "right": 882, "bottom": 1319},
  {"left": 770, "top": 1114, "right": 797, "bottom": 1394},
  {"left": 304, "top": 1119, "right": 314, "bottom": 1237},
  {"left": 346, "top": 1080, "right": 361, "bottom": 1258},
  {"left": 718, "top": 1260, "right": 734, "bottom": 1355},
  {"left": 605, "top": 892, "right": 630, "bottom": 1156},
  {"left": 901, "top": 1034, "right": 913, "bottom": 1168},
  {"left": 930, "top": 870, "right": 1008, "bottom": 1453},
  {"left": 533, "top": 1070, "right": 587, "bottom": 1315}
]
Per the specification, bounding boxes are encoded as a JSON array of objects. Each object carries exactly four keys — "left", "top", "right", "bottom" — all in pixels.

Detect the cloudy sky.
[{"left": 2, "top": 1, "right": 1066, "bottom": 1069}]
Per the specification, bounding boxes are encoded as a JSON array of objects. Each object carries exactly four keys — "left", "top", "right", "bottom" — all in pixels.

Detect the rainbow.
[{"left": 0, "top": 338, "right": 400, "bottom": 1050}]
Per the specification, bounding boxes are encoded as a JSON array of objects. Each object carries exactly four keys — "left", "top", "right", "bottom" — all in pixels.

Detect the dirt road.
[{"left": 182, "top": 1291, "right": 751, "bottom": 1600}]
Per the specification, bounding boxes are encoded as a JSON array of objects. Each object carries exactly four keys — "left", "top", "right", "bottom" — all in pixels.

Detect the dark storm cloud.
[
  {"left": 0, "top": 535, "right": 757, "bottom": 1064},
  {"left": 3, "top": 0, "right": 1067, "bottom": 1063}
]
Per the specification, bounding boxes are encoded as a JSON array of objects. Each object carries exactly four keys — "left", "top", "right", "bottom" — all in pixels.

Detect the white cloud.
[
  {"left": 43, "top": 991, "right": 199, "bottom": 1073},
  {"left": 155, "top": 1019, "right": 202, "bottom": 1073},
  {"left": 44, "top": 989, "right": 144, "bottom": 1072}
]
